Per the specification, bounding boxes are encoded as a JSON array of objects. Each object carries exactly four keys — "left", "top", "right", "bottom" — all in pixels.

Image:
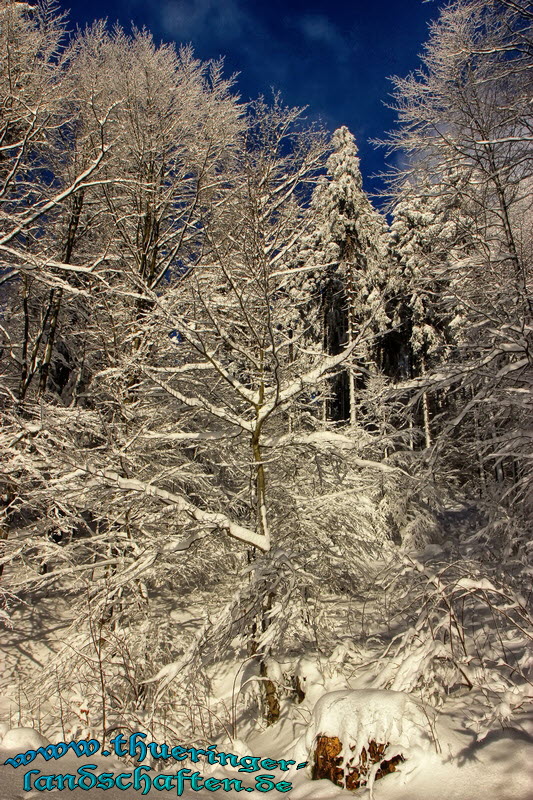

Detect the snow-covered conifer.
[{"left": 300, "top": 126, "right": 389, "bottom": 423}]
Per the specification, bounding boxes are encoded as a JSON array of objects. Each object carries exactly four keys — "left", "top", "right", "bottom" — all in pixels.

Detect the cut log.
[{"left": 312, "top": 735, "right": 404, "bottom": 790}]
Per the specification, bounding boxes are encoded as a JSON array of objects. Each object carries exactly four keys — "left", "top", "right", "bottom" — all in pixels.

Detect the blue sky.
[{"left": 60, "top": 0, "right": 445, "bottom": 196}]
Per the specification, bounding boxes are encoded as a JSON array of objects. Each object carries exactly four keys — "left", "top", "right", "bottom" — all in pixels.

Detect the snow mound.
[
  {"left": 0, "top": 722, "right": 10, "bottom": 742},
  {"left": 220, "top": 738, "right": 254, "bottom": 758},
  {"left": 1, "top": 727, "right": 48, "bottom": 750},
  {"left": 294, "top": 655, "right": 327, "bottom": 704},
  {"left": 294, "top": 689, "right": 434, "bottom": 781}
]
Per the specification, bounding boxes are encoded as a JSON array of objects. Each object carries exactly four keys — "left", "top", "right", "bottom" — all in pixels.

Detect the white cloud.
[
  {"left": 298, "top": 13, "right": 353, "bottom": 61},
  {"left": 158, "top": 0, "right": 247, "bottom": 43}
]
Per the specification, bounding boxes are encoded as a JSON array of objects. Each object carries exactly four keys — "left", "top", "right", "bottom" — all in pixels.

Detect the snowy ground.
[
  {"left": 1, "top": 561, "right": 532, "bottom": 800},
  {"left": 1, "top": 708, "right": 532, "bottom": 800}
]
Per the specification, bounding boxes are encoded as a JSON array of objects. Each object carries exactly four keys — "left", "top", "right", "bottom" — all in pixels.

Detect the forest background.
[{"left": 0, "top": 0, "right": 531, "bottom": 790}]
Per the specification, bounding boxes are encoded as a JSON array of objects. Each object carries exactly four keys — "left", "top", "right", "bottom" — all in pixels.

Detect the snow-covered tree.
[
  {"left": 383, "top": 0, "right": 533, "bottom": 507},
  {"left": 386, "top": 172, "right": 474, "bottom": 447},
  {"left": 299, "top": 126, "right": 389, "bottom": 423},
  {"left": 0, "top": 2, "right": 124, "bottom": 409}
]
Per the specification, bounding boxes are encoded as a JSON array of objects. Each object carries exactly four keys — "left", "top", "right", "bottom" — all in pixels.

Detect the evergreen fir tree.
[
  {"left": 386, "top": 173, "right": 473, "bottom": 446},
  {"left": 300, "top": 126, "right": 389, "bottom": 423}
]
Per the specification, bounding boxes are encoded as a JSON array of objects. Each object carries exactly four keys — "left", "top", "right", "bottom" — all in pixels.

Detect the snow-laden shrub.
[{"left": 373, "top": 553, "right": 532, "bottom": 733}]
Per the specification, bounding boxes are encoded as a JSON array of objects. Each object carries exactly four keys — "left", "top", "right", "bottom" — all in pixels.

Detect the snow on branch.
[{"left": 69, "top": 465, "right": 270, "bottom": 551}]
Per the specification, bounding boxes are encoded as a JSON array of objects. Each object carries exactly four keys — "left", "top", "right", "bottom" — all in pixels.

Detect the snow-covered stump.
[
  {"left": 313, "top": 735, "right": 403, "bottom": 790},
  {"left": 296, "top": 689, "right": 433, "bottom": 792}
]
